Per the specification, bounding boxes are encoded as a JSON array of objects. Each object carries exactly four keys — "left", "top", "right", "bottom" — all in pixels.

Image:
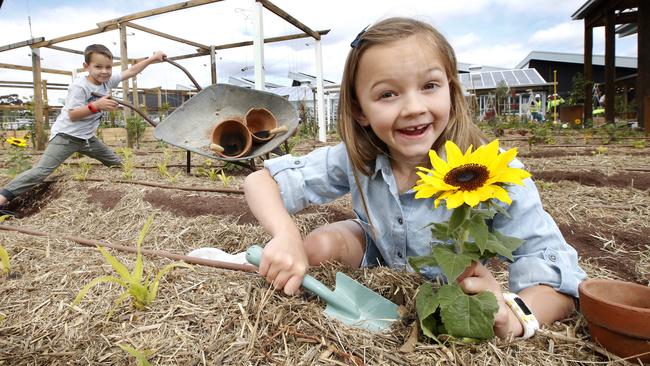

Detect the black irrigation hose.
[{"left": 0, "top": 224, "right": 257, "bottom": 273}]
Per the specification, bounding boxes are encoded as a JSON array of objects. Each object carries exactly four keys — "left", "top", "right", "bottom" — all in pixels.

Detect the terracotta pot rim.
[{"left": 579, "top": 278, "right": 650, "bottom": 313}]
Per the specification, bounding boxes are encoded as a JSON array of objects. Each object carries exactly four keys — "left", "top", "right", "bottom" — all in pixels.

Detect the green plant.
[
  {"left": 116, "top": 147, "right": 134, "bottom": 180},
  {"left": 567, "top": 72, "right": 590, "bottom": 107},
  {"left": 4, "top": 137, "right": 31, "bottom": 178},
  {"left": 0, "top": 244, "right": 10, "bottom": 275},
  {"left": 632, "top": 140, "right": 646, "bottom": 149},
  {"left": 126, "top": 116, "right": 147, "bottom": 149},
  {"left": 73, "top": 161, "right": 92, "bottom": 181},
  {"left": 217, "top": 169, "right": 233, "bottom": 187},
  {"left": 593, "top": 146, "right": 608, "bottom": 155},
  {"left": 118, "top": 343, "right": 154, "bottom": 366},
  {"left": 409, "top": 140, "right": 530, "bottom": 341},
  {"left": 72, "top": 216, "right": 192, "bottom": 316}
]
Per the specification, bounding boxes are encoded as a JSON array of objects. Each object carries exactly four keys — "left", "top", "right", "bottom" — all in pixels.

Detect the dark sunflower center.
[{"left": 444, "top": 163, "right": 489, "bottom": 191}]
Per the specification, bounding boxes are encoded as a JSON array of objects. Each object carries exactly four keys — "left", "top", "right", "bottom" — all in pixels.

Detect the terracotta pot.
[
  {"left": 579, "top": 279, "right": 650, "bottom": 361},
  {"left": 211, "top": 117, "right": 252, "bottom": 158},
  {"left": 245, "top": 108, "right": 278, "bottom": 143}
]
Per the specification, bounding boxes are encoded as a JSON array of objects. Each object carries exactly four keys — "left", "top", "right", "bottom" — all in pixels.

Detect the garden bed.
[{"left": 0, "top": 134, "right": 648, "bottom": 365}]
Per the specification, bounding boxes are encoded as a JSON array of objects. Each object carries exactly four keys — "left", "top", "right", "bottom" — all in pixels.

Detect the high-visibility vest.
[{"left": 530, "top": 99, "right": 542, "bottom": 112}]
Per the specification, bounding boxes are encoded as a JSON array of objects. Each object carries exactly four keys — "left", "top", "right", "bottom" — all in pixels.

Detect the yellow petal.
[
  {"left": 429, "top": 150, "right": 450, "bottom": 176},
  {"left": 491, "top": 185, "right": 512, "bottom": 205},
  {"left": 445, "top": 141, "right": 464, "bottom": 166},
  {"left": 445, "top": 191, "right": 466, "bottom": 209}
]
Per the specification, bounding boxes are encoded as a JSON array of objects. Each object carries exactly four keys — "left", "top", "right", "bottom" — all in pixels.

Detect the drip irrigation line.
[
  {"left": 0, "top": 224, "right": 257, "bottom": 273},
  {"left": 45, "top": 177, "right": 244, "bottom": 194}
]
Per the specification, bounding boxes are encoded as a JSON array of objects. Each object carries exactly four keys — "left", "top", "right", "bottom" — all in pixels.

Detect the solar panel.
[
  {"left": 503, "top": 71, "right": 518, "bottom": 85},
  {"left": 524, "top": 69, "right": 545, "bottom": 84},
  {"left": 471, "top": 73, "right": 483, "bottom": 88},
  {"left": 483, "top": 72, "right": 496, "bottom": 88},
  {"left": 513, "top": 70, "right": 530, "bottom": 84}
]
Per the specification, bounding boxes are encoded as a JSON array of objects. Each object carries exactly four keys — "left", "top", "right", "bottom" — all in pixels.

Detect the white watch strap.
[{"left": 503, "top": 292, "right": 540, "bottom": 339}]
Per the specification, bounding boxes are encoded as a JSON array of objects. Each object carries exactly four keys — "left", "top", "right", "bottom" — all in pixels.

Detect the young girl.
[{"left": 244, "top": 17, "right": 586, "bottom": 339}]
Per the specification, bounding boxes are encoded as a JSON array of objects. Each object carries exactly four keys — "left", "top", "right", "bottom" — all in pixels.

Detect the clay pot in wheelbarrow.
[
  {"left": 245, "top": 107, "right": 288, "bottom": 143},
  {"left": 210, "top": 117, "right": 252, "bottom": 159},
  {"left": 579, "top": 278, "right": 650, "bottom": 362}
]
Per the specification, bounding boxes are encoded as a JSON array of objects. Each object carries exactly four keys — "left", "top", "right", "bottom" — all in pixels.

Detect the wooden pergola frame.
[
  {"left": 572, "top": 0, "right": 648, "bottom": 130},
  {"left": 0, "top": 0, "right": 330, "bottom": 150}
]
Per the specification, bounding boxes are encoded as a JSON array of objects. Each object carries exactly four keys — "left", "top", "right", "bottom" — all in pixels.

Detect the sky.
[{"left": 0, "top": 0, "right": 639, "bottom": 104}]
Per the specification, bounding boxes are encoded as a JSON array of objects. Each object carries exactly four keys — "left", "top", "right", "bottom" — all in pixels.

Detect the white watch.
[{"left": 503, "top": 292, "right": 539, "bottom": 339}]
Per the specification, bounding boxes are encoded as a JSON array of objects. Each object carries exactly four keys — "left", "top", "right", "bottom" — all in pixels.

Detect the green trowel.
[{"left": 245, "top": 245, "right": 400, "bottom": 332}]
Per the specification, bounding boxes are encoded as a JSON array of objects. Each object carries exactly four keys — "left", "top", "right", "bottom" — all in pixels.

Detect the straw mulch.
[{"left": 0, "top": 138, "right": 648, "bottom": 365}]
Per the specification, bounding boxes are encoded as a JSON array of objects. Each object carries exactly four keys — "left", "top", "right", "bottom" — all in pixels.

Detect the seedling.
[
  {"left": 218, "top": 169, "right": 233, "bottom": 187},
  {"left": 0, "top": 245, "right": 9, "bottom": 275},
  {"left": 73, "top": 161, "right": 92, "bottom": 181},
  {"left": 118, "top": 344, "right": 154, "bottom": 366},
  {"left": 116, "top": 147, "right": 134, "bottom": 180},
  {"left": 72, "top": 216, "right": 192, "bottom": 316}
]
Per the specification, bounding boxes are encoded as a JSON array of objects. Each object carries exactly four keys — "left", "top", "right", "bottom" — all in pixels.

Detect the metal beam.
[
  {"left": 258, "top": 0, "right": 320, "bottom": 40},
  {"left": 96, "top": 0, "right": 224, "bottom": 28}
]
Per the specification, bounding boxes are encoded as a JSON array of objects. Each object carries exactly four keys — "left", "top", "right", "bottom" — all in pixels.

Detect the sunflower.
[
  {"left": 413, "top": 139, "right": 531, "bottom": 209},
  {"left": 5, "top": 137, "right": 27, "bottom": 148}
]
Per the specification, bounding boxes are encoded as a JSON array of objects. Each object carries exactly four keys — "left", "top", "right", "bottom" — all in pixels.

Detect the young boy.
[{"left": 0, "top": 44, "right": 165, "bottom": 206}]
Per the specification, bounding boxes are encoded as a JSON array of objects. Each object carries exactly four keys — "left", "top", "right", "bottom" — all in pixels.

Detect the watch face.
[{"left": 514, "top": 297, "right": 533, "bottom": 315}]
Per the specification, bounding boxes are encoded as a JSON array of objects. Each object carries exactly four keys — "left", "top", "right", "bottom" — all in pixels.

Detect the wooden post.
[
  {"left": 42, "top": 79, "right": 50, "bottom": 130},
  {"left": 604, "top": 10, "right": 616, "bottom": 124},
  {"left": 638, "top": 0, "right": 649, "bottom": 130},
  {"left": 314, "top": 39, "right": 325, "bottom": 142},
  {"left": 31, "top": 46, "right": 46, "bottom": 150},
  {"left": 584, "top": 22, "right": 593, "bottom": 124},
  {"left": 119, "top": 24, "right": 133, "bottom": 148},
  {"left": 132, "top": 60, "right": 140, "bottom": 109}
]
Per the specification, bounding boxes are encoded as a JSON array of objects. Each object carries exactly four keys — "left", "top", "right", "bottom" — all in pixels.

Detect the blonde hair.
[{"left": 338, "top": 17, "right": 485, "bottom": 176}]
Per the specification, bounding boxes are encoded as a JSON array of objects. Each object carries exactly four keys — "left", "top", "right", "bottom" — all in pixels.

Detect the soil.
[
  {"left": 4, "top": 181, "right": 61, "bottom": 218},
  {"left": 533, "top": 170, "right": 650, "bottom": 190},
  {"left": 86, "top": 187, "right": 125, "bottom": 210}
]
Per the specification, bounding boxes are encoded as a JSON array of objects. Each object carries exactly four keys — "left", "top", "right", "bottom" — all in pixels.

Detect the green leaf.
[
  {"left": 72, "top": 275, "right": 126, "bottom": 306},
  {"left": 408, "top": 255, "right": 439, "bottom": 274},
  {"left": 0, "top": 245, "right": 10, "bottom": 274},
  {"left": 118, "top": 344, "right": 153, "bottom": 366},
  {"left": 97, "top": 246, "right": 133, "bottom": 283},
  {"left": 432, "top": 246, "right": 478, "bottom": 283},
  {"left": 133, "top": 215, "right": 154, "bottom": 281},
  {"left": 149, "top": 262, "right": 193, "bottom": 300},
  {"left": 448, "top": 204, "right": 469, "bottom": 235},
  {"left": 437, "top": 284, "right": 499, "bottom": 339},
  {"left": 426, "top": 222, "right": 452, "bottom": 241},
  {"left": 467, "top": 214, "right": 489, "bottom": 254},
  {"left": 415, "top": 283, "right": 441, "bottom": 340},
  {"left": 493, "top": 231, "right": 524, "bottom": 253}
]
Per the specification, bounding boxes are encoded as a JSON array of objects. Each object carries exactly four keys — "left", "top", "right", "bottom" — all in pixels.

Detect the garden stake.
[
  {"left": 245, "top": 244, "right": 400, "bottom": 332},
  {"left": 0, "top": 224, "right": 256, "bottom": 273}
]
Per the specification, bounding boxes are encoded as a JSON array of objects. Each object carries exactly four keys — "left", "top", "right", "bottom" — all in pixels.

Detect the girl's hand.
[
  {"left": 456, "top": 261, "right": 523, "bottom": 338},
  {"left": 92, "top": 95, "right": 118, "bottom": 112},
  {"left": 259, "top": 231, "right": 308, "bottom": 296}
]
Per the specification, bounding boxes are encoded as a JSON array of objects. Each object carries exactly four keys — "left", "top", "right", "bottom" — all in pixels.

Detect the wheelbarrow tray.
[{"left": 153, "top": 84, "right": 299, "bottom": 162}]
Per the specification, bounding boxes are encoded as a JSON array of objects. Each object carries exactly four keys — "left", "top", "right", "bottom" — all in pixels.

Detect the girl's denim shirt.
[{"left": 263, "top": 143, "right": 587, "bottom": 298}]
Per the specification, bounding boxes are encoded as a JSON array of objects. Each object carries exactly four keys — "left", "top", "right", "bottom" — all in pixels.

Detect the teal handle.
[{"left": 245, "top": 245, "right": 354, "bottom": 313}]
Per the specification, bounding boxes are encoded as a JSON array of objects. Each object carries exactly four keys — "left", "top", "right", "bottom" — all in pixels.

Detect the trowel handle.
[
  {"left": 245, "top": 245, "right": 343, "bottom": 306},
  {"left": 268, "top": 125, "right": 288, "bottom": 135}
]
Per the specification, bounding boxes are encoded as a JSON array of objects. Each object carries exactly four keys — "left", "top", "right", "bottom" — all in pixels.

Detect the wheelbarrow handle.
[
  {"left": 163, "top": 57, "right": 202, "bottom": 92},
  {"left": 245, "top": 245, "right": 354, "bottom": 313},
  {"left": 90, "top": 92, "right": 157, "bottom": 127}
]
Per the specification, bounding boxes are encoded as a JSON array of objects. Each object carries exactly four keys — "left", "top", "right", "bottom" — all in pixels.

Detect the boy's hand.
[
  {"left": 456, "top": 261, "right": 524, "bottom": 338},
  {"left": 92, "top": 95, "right": 118, "bottom": 112},
  {"left": 259, "top": 231, "right": 308, "bottom": 296},
  {"left": 150, "top": 51, "right": 166, "bottom": 63}
]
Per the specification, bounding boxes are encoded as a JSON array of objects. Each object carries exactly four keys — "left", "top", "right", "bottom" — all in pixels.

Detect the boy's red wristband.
[{"left": 87, "top": 102, "right": 99, "bottom": 113}]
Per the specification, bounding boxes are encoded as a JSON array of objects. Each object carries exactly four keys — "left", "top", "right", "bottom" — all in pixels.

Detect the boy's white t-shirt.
[{"left": 49, "top": 73, "right": 122, "bottom": 140}]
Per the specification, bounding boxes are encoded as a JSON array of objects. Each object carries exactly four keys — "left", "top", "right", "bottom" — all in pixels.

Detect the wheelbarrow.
[{"left": 96, "top": 58, "right": 299, "bottom": 171}]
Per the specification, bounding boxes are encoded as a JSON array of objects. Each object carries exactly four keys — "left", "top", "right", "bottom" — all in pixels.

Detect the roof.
[
  {"left": 457, "top": 63, "right": 508, "bottom": 73},
  {"left": 571, "top": 0, "right": 639, "bottom": 20},
  {"left": 459, "top": 68, "right": 552, "bottom": 91},
  {"left": 515, "top": 51, "right": 637, "bottom": 69},
  {"left": 287, "top": 71, "right": 336, "bottom": 85},
  {"left": 571, "top": 0, "right": 605, "bottom": 20}
]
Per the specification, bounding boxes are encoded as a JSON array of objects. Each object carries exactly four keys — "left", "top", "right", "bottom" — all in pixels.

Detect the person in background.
[
  {"left": 0, "top": 44, "right": 166, "bottom": 207},
  {"left": 530, "top": 93, "right": 544, "bottom": 122},
  {"left": 244, "top": 17, "right": 586, "bottom": 339}
]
